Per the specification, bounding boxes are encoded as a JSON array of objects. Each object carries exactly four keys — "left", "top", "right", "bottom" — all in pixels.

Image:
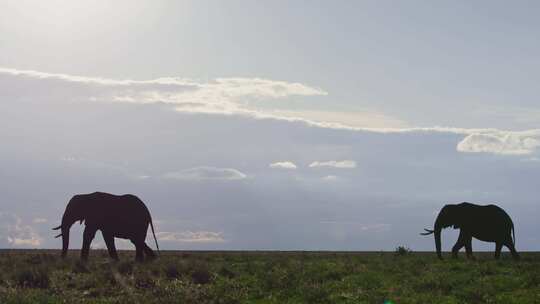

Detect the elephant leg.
[
  {"left": 81, "top": 226, "right": 97, "bottom": 261},
  {"left": 452, "top": 242, "right": 464, "bottom": 258},
  {"left": 452, "top": 231, "right": 466, "bottom": 258},
  {"left": 143, "top": 243, "right": 156, "bottom": 260},
  {"left": 131, "top": 239, "right": 144, "bottom": 262},
  {"left": 504, "top": 240, "right": 520, "bottom": 260},
  {"left": 464, "top": 237, "right": 475, "bottom": 260},
  {"left": 494, "top": 242, "right": 503, "bottom": 259},
  {"left": 102, "top": 231, "right": 119, "bottom": 261}
]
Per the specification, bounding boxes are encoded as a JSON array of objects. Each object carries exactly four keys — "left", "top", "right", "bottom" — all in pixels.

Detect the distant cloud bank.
[
  {"left": 0, "top": 213, "right": 43, "bottom": 248},
  {"left": 156, "top": 231, "right": 226, "bottom": 243}
]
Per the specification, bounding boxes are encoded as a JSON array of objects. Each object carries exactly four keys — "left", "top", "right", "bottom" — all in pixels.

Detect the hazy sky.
[{"left": 1, "top": 1, "right": 539, "bottom": 252}]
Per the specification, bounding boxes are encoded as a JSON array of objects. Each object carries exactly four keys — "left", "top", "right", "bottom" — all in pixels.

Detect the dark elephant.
[
  {"left": 421, "top": 202, "right": 519, "bottom": 260},
  {"left": 53, "top": 192, "right": 159, "bottom": 262}
]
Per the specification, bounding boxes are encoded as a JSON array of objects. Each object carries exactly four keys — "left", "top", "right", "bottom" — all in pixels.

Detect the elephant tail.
[
  {"left": 512, "top": 222, "right": 516, "bottom": 247},
  {"left": 149, "top": 219, "right": 160, "bottom": 255}
]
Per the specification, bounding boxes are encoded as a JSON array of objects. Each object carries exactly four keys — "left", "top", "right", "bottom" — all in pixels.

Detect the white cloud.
[
  {"left": 322, "top": 175, "right": 339, "bottom": 181},
  {"left": 309, "top": 160, "right": 357, "bottom": 169},
  {"left": 211, "top": 77, "right": 327, "bottom": 98},
  {"left": 156, "top": 231, "right": 226, "bottom": 243},
  {"left": 0, "top": 67, "right": 195, "bottom": 86},
  {"left": 32, "top": 218, "right": 48, "bottom": 224},
  {"left": 269, "top": 109, "right": 409, "bottom": 129},
  {"left": 0, "top": 213, "right": 43, "bottom": 248},
  {"left": 269, "top": 161, "right": 297, "bottom": 170},
  {"left": 457, "top": 130, "right": 540, "bottom": 155},
  {"left": 163, "top": 167, "right": 247, "bottom": 181},
  {"left": 8, "top": 236, "right": 41, "bottom": 247},
  {"left": 0, "top": 67, "right": 326, "bottom": 115},
  {"left": 3, "top": 67, "right": 540, "bottom": 156}
]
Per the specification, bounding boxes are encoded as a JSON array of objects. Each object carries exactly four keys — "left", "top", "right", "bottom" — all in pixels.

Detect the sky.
[{"left": 0, "top": 1, "right": 539, "bottom": 252}]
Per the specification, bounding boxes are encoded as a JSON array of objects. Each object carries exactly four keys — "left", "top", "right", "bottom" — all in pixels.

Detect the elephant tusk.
[
  {"left": 54, "top": 233, "right": 63, "bottom": 238},
  {"left": 420, "top": 228, "right": 434, "bottom": 235},
  {"left": 52, "top": 225, "right": 62, "bottom": 230}
]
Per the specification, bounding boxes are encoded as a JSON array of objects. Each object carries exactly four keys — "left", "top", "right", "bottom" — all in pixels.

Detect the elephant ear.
[
  {"left": 452, "top": 213, "right": 465, "bottom": 229},
  {"left": 446, "top": 204, "right": 464, "bottom": 229}
]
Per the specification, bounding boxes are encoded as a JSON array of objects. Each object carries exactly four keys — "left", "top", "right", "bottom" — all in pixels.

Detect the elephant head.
[
  {"left": 52, "top": 195, "right": 87, "bottom": 258},
  {"left": 421, "top": 204, "right": 462, "bottom": 259}
]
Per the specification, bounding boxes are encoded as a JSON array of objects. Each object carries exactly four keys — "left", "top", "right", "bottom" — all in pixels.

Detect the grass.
[{"left": 0, "top": 250, "right": 539, "bottom": 303}]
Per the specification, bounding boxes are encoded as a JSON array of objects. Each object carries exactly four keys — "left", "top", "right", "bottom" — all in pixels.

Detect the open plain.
[{"left": 0, "top": 250, "right": 538, "bottom": 303}]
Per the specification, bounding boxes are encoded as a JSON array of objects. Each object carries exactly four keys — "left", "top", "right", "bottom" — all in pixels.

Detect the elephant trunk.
[
  {"left": 61, "top": 227, "right": 69, "bottom": 258},
  {"left": 434, "top": 216, "right": 443, "bottom": 259},
  {"left": 57, "top": 207, "right": 78, "bottom": 258},
  {"left": 435, "top": 227, "right": 442, "bottom": 259}
]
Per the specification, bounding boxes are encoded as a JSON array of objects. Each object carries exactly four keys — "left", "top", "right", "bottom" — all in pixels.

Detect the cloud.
[
  {"left": 0, "top": 213, "right": 43, "bottom": 248},
  {"left": 269, "top": 161, "right": 297, "bottom": 170},
  {"left": 60, "top": 156, "right": 141, "bottom": 178},
  {"left": 211, "top": 77, "right": 327, "bottom": 98},
  {"left": 163, "top": 167, "right": 247, "bottom": 181},
  {"left": 0, "top": 67, "right": 326, "bottom": 115},
  {"left": 2, "top": 67, "right": 540, "bottom": 156},
  {"left": 8, "top": 236, "right": 41, "bottom": 247},
  {"left": 320, "top": 221, "right": 391, "bottom": 232},
  {"left": 0, "top": 68, "right": 326, "bottom": 98},
  {"left": 457, "top": 130, "right": 540, "bottom": 155},
  {"left": 1, "top": 92, "right": 540, "bottom": 250},
  {"left": 322, "top": 175, "right": 339, "bottom": 181},
  {"left": 269, "top": 109, "right": 409, "bottom": 129},
  {"left": 156, "top": 231, "right": 226, "bottom": 243},
  {"left": 309, "top": 160, "right": 357, "bottom": 169}
]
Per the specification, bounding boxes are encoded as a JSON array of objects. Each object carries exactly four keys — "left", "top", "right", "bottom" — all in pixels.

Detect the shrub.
[
  {"left": 395, "top": 246, "right": 412, "bottom": 256},
  {"left": 210, "top": 278, "right": 244, "bottom": 304},
  {"left": 117, "top": 261, "right": 134, "bottom": 275},
  {"left": 191, "top": 263, "right": 212, "bottom": 285},
  {"left": 25, "top": 254, "right": 43, "bottom": 265},
  {"left": 72, "top": 260, "right": 89, "bottom": 273},
  {"left": 100, "top": 269, "right": 118, "bottom": 287},
  {"left": 192, "top": 269, "right": 212, "bottom": 285},
  {"left": 14, "top": 267, "right": 50, "bottom": 288},
  {"left": 165, "top": 263, "right": 181, "bottom": 279},
  {"left": 134, "top": 271, "right": 155, "bottom": 289},
  {"left": 301, "top": 282, "right": 332, "bottom": 304},
  {"left": 218, "top": 266, "right": 235, "bottom": 279}
]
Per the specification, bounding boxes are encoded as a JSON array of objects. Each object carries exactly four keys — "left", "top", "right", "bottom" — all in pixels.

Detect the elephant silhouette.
[
  {"left": 53, "top": 192, "right": 159, "bottom": 262},
  {"left": 421, "top": 202, "right": 519, "bottom": 260}
]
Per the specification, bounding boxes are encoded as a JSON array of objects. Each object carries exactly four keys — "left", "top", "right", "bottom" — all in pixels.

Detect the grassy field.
[{"left": 0, "top": 250, "right": 538, "bottom": 303}]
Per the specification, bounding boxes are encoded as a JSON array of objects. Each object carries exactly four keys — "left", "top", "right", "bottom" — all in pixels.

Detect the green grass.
[{"left": 0, "top": 250, "right": 539, "bottom": 303}]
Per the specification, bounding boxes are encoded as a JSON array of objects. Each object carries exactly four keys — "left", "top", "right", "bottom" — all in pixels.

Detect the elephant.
[
  {"left": 421, "top": 202, "right": 519, "bottom": 260},
  {"left": 53, "top": 192, "right": 159, "bottom": 262}
]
